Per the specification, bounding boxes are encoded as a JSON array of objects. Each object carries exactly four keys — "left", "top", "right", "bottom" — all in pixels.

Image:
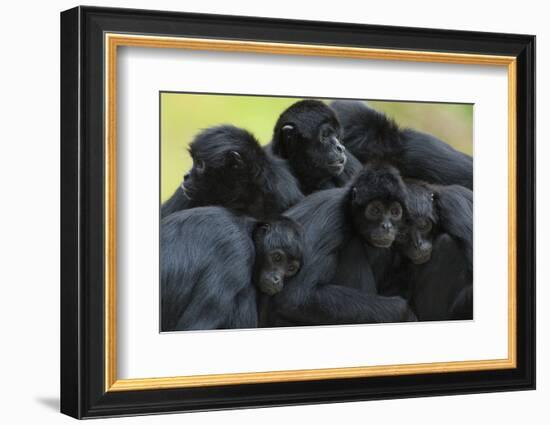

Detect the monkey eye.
[
  {"left": 390, "top": 206, "right": 402, "bottom": 217},
  {"left": 286, "top": 262, "right": 300, "bottom": 276},
  {"left": 272, "top": 253, "right": 283, "bottom": 263},
  {"left": 195, "top": 159, "right": 206, "bottom": 173},
  {"left": 367, "top": 204, "right": 381, "bottom": 216},
  {"left": 418, "top": 219, "right": 432, "bottom": 232}
]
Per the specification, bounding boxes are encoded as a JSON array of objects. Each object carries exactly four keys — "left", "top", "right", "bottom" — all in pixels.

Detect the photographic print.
[
  {"left": 160, "top": 93, "right": 473, "bottom": 332},
  {"left": 61, "top": 7, "right": 535, "bottom": 418}
]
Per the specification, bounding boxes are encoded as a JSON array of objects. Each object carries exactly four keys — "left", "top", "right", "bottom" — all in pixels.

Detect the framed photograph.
[{"left": 60, "top": 6, "right": 535, "bottom": 419}]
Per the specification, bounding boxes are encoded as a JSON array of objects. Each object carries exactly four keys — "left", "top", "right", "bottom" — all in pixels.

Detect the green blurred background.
[{"left": 161, "top": 93, "right": 473, "bottom": 202}]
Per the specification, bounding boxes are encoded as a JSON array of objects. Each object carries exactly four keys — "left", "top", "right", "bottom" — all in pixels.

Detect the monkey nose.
[
  {"left": 381, "top": 222, "right": 392, "bottom": 231},
  {"left": 413, "top": 238, "right": 424, "bottom": 249}
]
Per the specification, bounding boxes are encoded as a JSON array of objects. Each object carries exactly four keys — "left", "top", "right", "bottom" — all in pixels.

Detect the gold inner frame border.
[{"left": 104, "top": 33, "right": 517, "bottom": 392}]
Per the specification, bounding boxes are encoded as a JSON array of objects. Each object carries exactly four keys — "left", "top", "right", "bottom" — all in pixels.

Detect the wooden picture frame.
[{"left": 60, "top": 5, "right": 535, "bottom": 419}]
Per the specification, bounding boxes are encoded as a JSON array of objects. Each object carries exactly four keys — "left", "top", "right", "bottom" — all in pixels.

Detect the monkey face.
[
  {"left": 253, "top": 219, "right": 304, "bottom": 296},
  {"left": 350, "top": 186, "right": 404, "bottom": 248},
  {"left": 257, "top": 249, "right": 301, "bottom": 295},
  {"left": 313, "top": 122, "right": 347, "bottom": 176},
  {"left": 396, "top": 217, "right": 434, "bottom": 264},
  {"left": 349, "top": 163, "right": 408, "bottom": 248},
  {"left": 397, "top": 180, "right": 439, "bottom": 264},
  {"left": 358, "top": 199, "right": 403, "bottom": 248},
  {"left": 274, "top": 100, "right": 348, "bottom": 179},
  {"left": 181, "top": 149, "right": 250, "bottom": 207},
  {"left": 179, "top": 125, "right": 268, "bottom": 213}
]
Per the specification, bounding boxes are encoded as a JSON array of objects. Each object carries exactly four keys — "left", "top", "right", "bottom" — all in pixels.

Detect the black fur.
[
  {"left": 450, "top": 285, "right": 473, "bottom": 320},
  {"left": 264, "top": 163, "right": 416, "bottom": 327},
  {"left": 387, "top": 180, "right": 473, "bottom": 320},
  {"left": 268, "top": 100, "right": 362, "bottom": 194},
  {"left": 161, "top": 207, "right": 304, "bottom": 331},
  {"left": 436, "top": 184, "right": 474, "bottom": 270},
  {"left": 351, "top": 162, "right": 408, "bottom": 205},
  {"left": 330, "top": 100, "right": 473, "bottom": 189},
  {"left": 406, "top": 234, "right": 472, "bottom": 321},
  {"left": 161, "top": 125, "right": 304, "bottom": 219}
]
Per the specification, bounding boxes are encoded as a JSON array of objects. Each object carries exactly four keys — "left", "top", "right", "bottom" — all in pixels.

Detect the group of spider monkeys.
[{"left": 160, "top": 99, "right": 473, "bottom": 332}]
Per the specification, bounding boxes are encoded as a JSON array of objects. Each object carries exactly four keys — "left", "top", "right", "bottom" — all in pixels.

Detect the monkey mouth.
[
  {"left": 259, "top": 280, "right": 284, "bottom": 296},
  {"left": 409, "top": 251, "right": 432, "bottom": 264},
  {"left": 368, "top": 237, "right": 394, "bottom": 248},
  {"left": 327, "top": 157, "right": 347, "bottom": 174}
]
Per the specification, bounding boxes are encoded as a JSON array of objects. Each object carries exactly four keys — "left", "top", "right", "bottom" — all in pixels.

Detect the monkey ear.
[
  {"left": 228, "top": 151, "right": 245, "bottom": 169},
  {"left": 275, "top": 124, "right": 295, "bottom": 159},
  {"left": 350, "top": 187, "right": 357, "bottom": 202},
  {"left": 256, "top": 222, "right": 271, "bottom": 233},
  {"left": 281, "top": 124, "right": 295, "bottom": 144}
]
